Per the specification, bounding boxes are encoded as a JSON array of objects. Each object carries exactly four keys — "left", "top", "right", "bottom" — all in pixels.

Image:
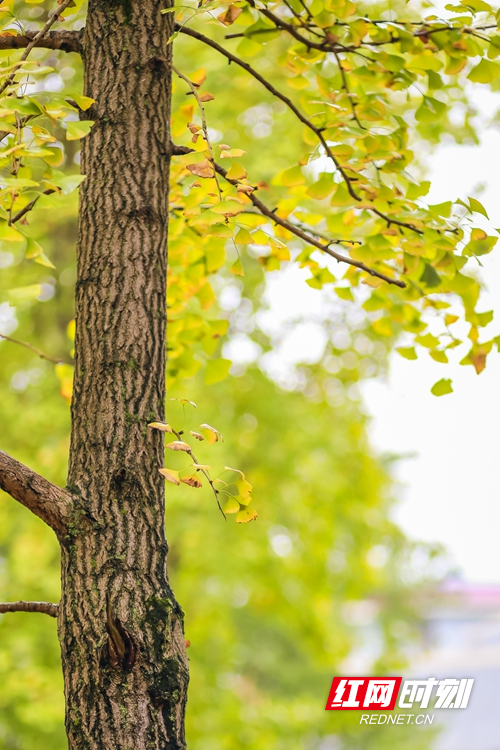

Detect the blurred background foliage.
[{"left": 0, "top": 0, "right": 457, "bottom": 748}]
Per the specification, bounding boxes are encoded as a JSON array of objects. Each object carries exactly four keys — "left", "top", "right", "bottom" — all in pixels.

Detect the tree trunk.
[{"left": 60, "top": 2, "right": 188, "bottom": 748}]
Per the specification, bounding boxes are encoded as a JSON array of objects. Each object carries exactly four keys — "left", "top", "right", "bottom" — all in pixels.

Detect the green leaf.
[
  {"left": 66, "top": 120, "right": 94, "bottom": 141},
  {"left": 277, "top": 165, "right": 305, "bottom": 187},
  {"left": 234, "top": 228, "right": 253, "bottom": 245},
  {"left": 236, "top": 506, "right": 258, "bottom": 523},
  {"left": 396, "top": 346, "right": 417, "bottom": 360},
  {"left": 419, "top": 264, "right": 441, "bottom": 288},
  {"left": 431, "top": 378, "right": 453, "bottom": 396},
  {"left": 467, "top": 58, "right": 500, "bottom": 83},
  {"left": 53, "top": 174, "right": 87, "bottom": 195},
  {"left": 415, "top": 97, "right": 446, "bottom": 123},
  {"left": 415, "top": 333, "right": 440, "bottom": 348},
  {"left": 335, "top": 287, "right": 354, "bottom": 301},
  {"left": 468, "top": 197, "right": 489, "bottom": 219},
  {"left": 205, "top": 358, "right": 231, "bottom": 385},
  {"left": 407, "top": 54, "right": 443, "bottom": 72},
  {"left": 7, "top": 284, "right": 42, "bottom": 305},
  {"left": 68, "top": 93, "right": 95, "bottom": 111},
  {"left": 306, "top": 173, "right": 334, "bottom": 200},
  {"left": 223, "top": 497, "right": 240, "bottom": 514},
  {"left": 230, "top": 257, "right": 244, "bottom": 277},
  {"left": 429, "top": 349, "right": 449, "bottom": 364}
]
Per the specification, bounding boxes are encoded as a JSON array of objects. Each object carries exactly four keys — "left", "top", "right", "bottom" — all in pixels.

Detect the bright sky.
[
  {"left": 362, "top": 125, "right": 500, "bottom": 584},
  {"left": 254, "top": 113, "right": 500, "bottom": 584}
]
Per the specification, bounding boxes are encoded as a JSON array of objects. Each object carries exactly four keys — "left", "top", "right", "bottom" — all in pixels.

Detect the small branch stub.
[{"left": 0, "top": 601, "right": 58, "bottom": 617}]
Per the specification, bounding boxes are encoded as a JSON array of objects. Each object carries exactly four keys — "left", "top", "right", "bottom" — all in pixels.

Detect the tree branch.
[
  {"left": 176, "top": 24, "right": 422, "bottom": 237},
  {"left": 0, "top": 601, "right": 58, "bottom": 617},
  {"left": 0, "top": 30, "right": 81, "bottom": 54},
  {"left": 0, "top": 0, "right": 78, "bottom": 96},
  {"left": 0, "top": 332, "right": 72, "bottom": 365},
  {"left": 0, "top": 451, "right": 73, "bottom": 539},
  {"left": 217, "top": 163, "right": 405, "bottom": 287},
  {"left": 172, "top": 64, "right": 222, "bottom": 200},
  {"left": 171, "top": 144, "right": 404, "bottom": 287}
]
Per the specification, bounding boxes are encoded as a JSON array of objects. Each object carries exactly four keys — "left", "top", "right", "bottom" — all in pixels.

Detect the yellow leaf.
[
  {"left": 236, "top": 506, "right": 258, "bottom": 523},
  {"left": 230, "top": 257, "right": 244, "bottom": 277},
  {"left": 159, "top": 468, "right": 180, "bottom": 485},
  {"left": 148, "top": 422, "right": 174, "bottom": 433}
]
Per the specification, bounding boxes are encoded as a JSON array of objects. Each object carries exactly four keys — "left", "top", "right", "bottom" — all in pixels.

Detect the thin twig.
[
  {"left": 0, "top": 332, "right": 72, "bottom": 365},
  {"left": 333, "top": 50, "right": 364, "bottom": 129},
  {"left": 170, "top": 427, "right": 226, "bottom": 518},
  {"left": 171, "top": 143, "right": 404, "bottom": 287},
  {"left": 172, "top": 64, "right": 222, "bottom": 201},
  {"left": 176, "top": 24, "right": 422, "bottom": 236},
  {"left": 0, "top": 601, "right": 58, "bottom": 618},
  {"left": 10, "top": 189, "right": 55, "bottom": 225},
  {"left": 0, "top": 0, "right": 76, "bottom": 96}
]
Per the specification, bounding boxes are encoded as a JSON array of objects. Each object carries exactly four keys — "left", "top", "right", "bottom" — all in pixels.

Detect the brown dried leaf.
[
  {"left": 217, "top": 5, "right": 243, "bottom": 25},
  {"left": 181, "top": 475, "right": 203, "bottom": 488},
  {"left": 166, "top": 441, "right": 192, "bottom": 452},
  {"left": 472, "top": 351, "right": 487, "bottom": 374},
  {"left": 190, "top": 431, "right": 204, "bottom": 441},
  {"left": 198, "top": 92, "right": 215, "bottom": 102},
  {"left": 186, "top": 160, "right": 214, "bottom": 179}
]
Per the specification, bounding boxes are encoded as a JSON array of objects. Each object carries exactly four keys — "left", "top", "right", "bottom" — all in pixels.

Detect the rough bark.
[
  {"left": 0, "top": 30, "right": 82, "bottom": 53},
  {"left": 60, "top": 2, "right": 188, "bottom": 749},
  {"left": 0, "top": 450, "right": 72, "bottom": 538}
]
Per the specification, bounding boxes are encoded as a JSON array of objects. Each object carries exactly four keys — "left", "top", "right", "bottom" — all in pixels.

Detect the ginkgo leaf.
[
  {"left": 205, "top": 359, "right": 231, "bottom": 385},
  {"left": 148, "top": 422, "right": 174, "bottom": 433},
  {"left": 166, "top": 441, "right": 191, "bottom": 451},
  {"left": 169, "top": 398, "right": 197, "bottom": 408},
  {"left": 219, "top": 148, "right": 246, "bottom": 158},
  {"left": 236, "top": 506, "right": 258, "bottom": 523},
  {"left": 8, "top": 285, "right": 42, "bottom": 305},
  {"left": 223, "top": 497, "right": 240, "bottom": 514},
  {"left": 396, "top": 347, "right": 418, "bottom": 360},
  {"left": 467, "top": 58, "right": 500, "bottom": 83},
  {"left": 236, "top": 478, "right": 253, "bottom": 501},
  {"left": 198, "top": 92, "right": 214, "bottom": 102},
  {"left": 218, "top": 5, "right": 242, "bottom": 24},
  {"left": 230, "top": 257, "right": 244, "bottom": 277},
  {"left": 234, "top": 227, "right": 253, "bottom": 244},
  {"left": 159, "top": 468, "right": 180, "bottom": 485},
  {"left": 68, "top": 93, "right": 95, "bottom": 111},
  {"left": 431, "top": 378, "right": 453, "bottom": 396},
  {"left": 226, "top": 163, "right": 247, "bottom": 180},
  {"left": 200, "top": 423, "right": 224, "bottom": 443},
  {"left": 190, "top": 431, "right": 204, "bottom": 441},
  {"left": 180, "top": 474, "right": 203, "bottom": 488},
  {"left": 186, "top": 160, "right": 214, "bottom": 178},
  {"left": 224, "top": 466, "right": 245, "bottom": 478},
  {"left": 66, "top": 120, "right": 94, "bottom": 140}
]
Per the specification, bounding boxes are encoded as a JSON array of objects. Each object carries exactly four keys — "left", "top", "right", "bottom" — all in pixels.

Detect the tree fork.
[{"left": 59, "top": 2, "right": 188, "bottom": 748}]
